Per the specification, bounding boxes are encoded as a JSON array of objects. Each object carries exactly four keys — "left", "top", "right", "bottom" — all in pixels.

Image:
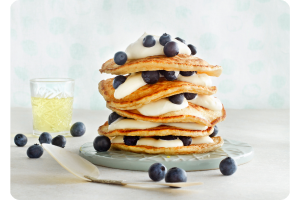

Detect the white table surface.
[{"left": 10, "top": 108, "right": 289, "bottom": 200}]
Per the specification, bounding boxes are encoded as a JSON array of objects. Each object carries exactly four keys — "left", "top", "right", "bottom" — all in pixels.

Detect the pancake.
[
  {"left": 98, "top": 121, "right": 214, "bottom": 137},
  {"left": 111, "top": 136, "right": 223, "bottom": 155},
  {"left": 107, "top": 103, "right": 226, "bottom": 126},
  {"left": 99, "top": 77, "right": 217, "bottom": 110},
  {"left": 100, "top": 54, "right": 222, "bottom": 77}
]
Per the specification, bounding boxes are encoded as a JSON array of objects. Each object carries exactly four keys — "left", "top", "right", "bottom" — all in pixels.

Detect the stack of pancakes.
[{"left": 98, "top": 54, "right": 226, "bottom": 155}]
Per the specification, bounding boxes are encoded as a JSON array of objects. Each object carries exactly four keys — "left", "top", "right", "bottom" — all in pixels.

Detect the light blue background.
[{"left": 11, "top": 0, "right": 290, "bottom": 110}]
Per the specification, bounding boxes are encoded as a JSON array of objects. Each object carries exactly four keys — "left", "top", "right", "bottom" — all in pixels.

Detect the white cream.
[
  {"left": 177, "top": 73, "right": 212, "bottom": 87},
  {"left": 165, "top": 123, "right": 207, "bottom": 130},
  {"left": 114, "top": 72, "right": 147, "bottom": 99},
  {"left": 125, "top": 33, "right": 191, "bottom": 59},
  {"left": 137, "top": 98, "right": 188, "bottom": 116},
  {"left": 137, "top": 138, "right": 184, "bottom": 148},
  {"left": 191, "top": 136, "right": 214, "bottom": 144},
  {"left": 111, "top": 136, "right": 124, "bottom": 143},
  {"left": 188, "top": 95, "right": 222, "bottom": 111}
]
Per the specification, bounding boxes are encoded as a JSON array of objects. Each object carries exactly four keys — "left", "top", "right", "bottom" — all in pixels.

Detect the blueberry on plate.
[
  {"left": 165, "top": 167, "right": 187, "bottom": 187},
  {"left": 179, "top": 71, "right": 195, "bottom": 76},
  {"left": 169, "top": 93, "right": 185, "bottom": 105},
  {"left": 113, "top": 75, "right": 127, "bottom": 89},
  {"left": 159, "top": 135, "right": 178, "bottom": 140},
  {"left": 52, "top": 135, "right": 66, "bottom": 148},
  {"left": 209, "top": 125, "right": 219, "bottom": 137},
  {"left": 175, "top": 37, "right": 186, "bottom": 44},
  {"left": 70, "top": 122, "right": 86, "bottom": 137},
  {"left": 27, "top": 144, "right": 43, "bottom": 158},
  {"left": 188, "top": 44, "right": 197, "bottom": 55},
  {"left": 178, "top": 136, "right": 192, "bottom": 146},
  {"left": 114, "top": 51, "right": 127, "bottom": 65},
  {"left": 14, "top": 133, "right": 27, "bottom": 147},
  {"left": 163, "top": 71, "right": 178, "bottom": 81},
  {"left": 143, "top": 35, "right": 156, "bottom": 47},
  {"left": 219, "top": 157, "right": 237, "bottom": 176},
  {"left": 159, "top": 33, "right": 171, "bottom": 46},
  {"left": 93, "top": 135, "right": 111, "bottom": 152},
  {"left": 38, "top": 132, "right": 52, "bottom": 144},
  {"left": 108, "top": 112, "right": 122, "bottom": 125},
  {"left": 124, "top": 136, "right": 140, "bottom": 146},
  {"left": 184, "top": 93, "right": 197, "bottom": 100},
  {"left": 142, "top": 71, "right": 160, "bottom": 84},
  {"left": 148, "top": 163, "right": 167, "bottom": 181},
  {"left": 163, "top": 41, "right": 179, "bottom": 57}
]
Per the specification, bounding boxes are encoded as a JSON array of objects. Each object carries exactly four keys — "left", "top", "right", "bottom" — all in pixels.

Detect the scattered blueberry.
[
  {"left": 165, "top": 167, "right": 187, "bottom": 185},
  {"left": 159, "top": 70, "right": 165, "bottom": 76},
  {"left": 148, "top": 163, "right": 167, "bottom": 181},
  {"left": 38, "top": 132, "right": 52, "bottom": 144},
  {"left": 163, "top": 71, "right": 178, "bottom": 81},
  {"left": 159, "top": 33, "right": 171, "bottom": 46},
  {"left": 188, "top": 44, "right": 197, "bottom": 55},
  {"left": 51, "top": 135, "right": 66, "bottom": 148},
  {"left": 143, "top": 35, "right": 156, "bottom": 47},
  {"left": 142, "top": 71, "right": 160, "bottom": 84},
  {"left": 113, "top": 75, "right": 127, "bottom": 89},
  {"left": 179, "top": 136, "right": 192, "bottom": 146},
  {"left": 175, "top": 37, "right": 186, "bottom": 44},
  {"left": 209, "top": 125, "right": 219, "bottom": 137},
  {"left": 184, "top": 93, "right": 197, "bottom": 100},
  {"left": 169, "top": 93, "right": 185, "bottom": 105},
  {"left": 123, "top": 136, "right": 140, "bottom": 146},
  {"left": 219, "top": 157, "right": 237, "bottom": 176},
  {"left": 157, "top": 135, "right": 178, "bottom": 140},
  {"left": 27, "top": 144, "right": 43, "bottom": 158},
  {"left": 164, "top": 41, "right": 179, "bottom": 57},
  {"left": 70, "top": 122, "right": 86, "bottom": 137},
  {"left": 114, "top": 51, "right": 127, "bottom": 65},
  {"left": 14, "top": 133, "right": 27, "bottom": 147},
  {"left": 93, "top": 135, "right": 111, "bottom": 152},
  {"left": 179, "top": 71, "right": 195, "bottom": 76},
  {"left": 108, "top": 112, "right": 122, "bottom": 125}
]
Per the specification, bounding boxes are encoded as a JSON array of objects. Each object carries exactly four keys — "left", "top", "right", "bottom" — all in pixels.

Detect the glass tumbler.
[{"left": 30, "top": 78, "right": 75, "bottom": 136}]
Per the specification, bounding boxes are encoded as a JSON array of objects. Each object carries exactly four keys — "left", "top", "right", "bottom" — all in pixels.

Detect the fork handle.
[{"left": 84, "top": 175, "right": 126, "bottom": 186}]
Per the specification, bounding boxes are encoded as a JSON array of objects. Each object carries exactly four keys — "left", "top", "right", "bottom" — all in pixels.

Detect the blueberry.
[
  {"left": 143, "top": 35, "right": 156, "bottom": 47},
  {"left": 123, "top": 136, "right": 140, "bottom": 146},
  {"left": 113, "top": 75, "right": 127, "bottom": 89},
  {"left": 179, "top": 71, "right": 195, "bottom": 76},
  {"left": 163, "top": 71, "right": 178, "bottom": 81},
  {"left": 175, "top": 37, "right": 186, "bottom": 44},
  {"left": 159, "top": 33, "right": 171, "bottom": 46},
  {"left": 52, "top": 135, "right": 66, "bottom": 148},
  {"left": 163, "top": 41, "right": 179, "bottom": 57},
  {"left": 179, "top": 136, "right": 192, "bottom": 146},
  {"left": 165, "top": 167, "right": 187, "bottom": 185},
  {"left": 142, "top": 71, "right": 160, "bottom": 84},
  {"left": 148, "top": 163, "right": 167, "bottom": 181},
  {"left": 159, "top": 70, "right": 165, "bottom": 76},
  {"left": 184, "top": 93, "right": 197, "bottom": 100},
  {"left": 27, "top": 144, "right": 43, "bottom": 158},
  {"left": 158, "top": 135, "right": 178, "bottom": 140},
  {"left": 169, "top": 93, "right": 185, "bottom": 105},
  {"left": 70, "top": 122, "right": 86, "bottom": 137},
  {"left": 188, "top": 44, "right": 197, "bottom": 55},
  {"left": 108, "top": 112, "right": 122, "bottom": 125},
  {"left": 219, "top": 157, "right": 237, "bottom": 176},
  {"left": 38, "top": 132, "right": 52, "bottom": 144},
  {"left": 209, "top": 125, "right": 219, "bottom": 137},
  {"left": 93, "top": 135, "right": 111, "bottom": 152},
  {"left": 14, "top": 133, "right": 27, "bottom": 147},
  {"left": 114, "top": 51, "right": 127, "bottom": 65}
]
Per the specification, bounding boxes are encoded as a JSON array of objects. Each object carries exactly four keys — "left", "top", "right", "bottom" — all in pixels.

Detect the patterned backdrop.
[{"left": 11, "top": 0, "right": 290, "bottom": 110}]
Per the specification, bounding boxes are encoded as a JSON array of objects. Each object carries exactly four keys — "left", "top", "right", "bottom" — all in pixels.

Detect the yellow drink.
[{"left": 31, "top": 97, "right": 74, "bottom": 133}]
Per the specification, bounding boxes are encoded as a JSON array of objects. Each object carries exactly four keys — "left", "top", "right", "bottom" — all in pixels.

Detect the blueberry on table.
[
  {"left": 93, "top": 136, "right": 111, "bottom": 152},
  {"left": 179, "top": 71, "right": 195, "bottom": 76},
  {"left": 123, "top": 136, "right": 140, "bottom": 146},
  {"left": 158, "top": 135, "right": 178, "bottom": 140},
  {"left": 219, "top": 157, "right": 237, "bottom": 176},
  {"left": 184, "top": 93, "right": 197, "bottom": 100},
  {"left": 175, "top": 37, "right": 186, "bottom": 44},
  {"left": 159, "top": 33, "right": 171, "bottom": 46},
  {"left": 113, "top": 75, "right": 127, "bottom": 89},
  {"left": 143, "top": 35, "right": 156, "bottom": 47},
  {"left": 165, "top": 167, "right": 187, "bottom": 186},
  {"left": 148, "top": 163, "right": 167, "bottom": 181},
  {"left": 169, "top": 93, "right": 185, "bottom": 105},
  {"left": 188, "top": 44, "right": 197, "bottom": 55},
  {"left": 70, "top": 122, "right": 86, "bottom": 137},
  {"left": 38, "top": 132, "right": 52, "bottom": 144},
  {"left": 142, "top": 71, "right": 160, "bottom": 84},
  {"left": 209, "top": 125, "right": 219, "bottom": 137},
  {"left": 108, "top": 112, "right": 122, "bottom": 125},
  {"left": 114, "top": 51, "right": 127, "bottom": 65},
  {"left": 27, "top": 144, "right": 43, "bottom": 158},
  {"left": 163, "top": 41, "right": 179, "bottom": 57},
  {"left": 14, "top": 133, "right": 27, "bottom": 147},
  {"left": 163, "top": 71, "right": 178, "bottom": 81},
  {"left": 179, "top": 136, "right": 192, "bottom": 146},
  {"left": 52, "top": 135, "right": 66, "bottom": 148}
]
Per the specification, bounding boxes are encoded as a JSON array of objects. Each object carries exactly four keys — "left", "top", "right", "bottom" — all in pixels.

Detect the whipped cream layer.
[
  {"left": 125, "top": 33, "right": 191, "bottom": 60},
  {"left": 177, "top": 73, "right": 212, "bottom": 87},
  {"left": 188, "top": 95, "right": 222, "bottom": 111}
]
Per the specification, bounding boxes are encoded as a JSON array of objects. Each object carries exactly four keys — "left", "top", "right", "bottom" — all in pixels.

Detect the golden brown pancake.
[
  {"left": 98, "top": 121, "right": 214, "bottom": 137},
  {"left": 111, "top": 136, "right": 223, "bottom": 155},
  {"left": 99, "top": 77, "right": 217, "bottom": 110},
  {"left": 100, "top": 54, "right": 222, "bottom": 77}
]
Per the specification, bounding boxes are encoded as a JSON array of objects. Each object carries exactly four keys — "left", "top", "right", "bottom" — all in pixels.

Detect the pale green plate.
[{"left": 79, "top": 139, "right": 253, "bottom": 171}]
